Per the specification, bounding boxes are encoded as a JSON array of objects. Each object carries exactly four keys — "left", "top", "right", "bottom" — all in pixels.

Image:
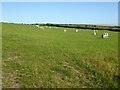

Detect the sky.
[{"left": 2, "top": 2, "right": 118, "bottom": 25}]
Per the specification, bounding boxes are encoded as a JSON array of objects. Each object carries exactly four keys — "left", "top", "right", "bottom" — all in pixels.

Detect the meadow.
[{"left": 2, "top": 23, "right": 119, "bottom": 88}]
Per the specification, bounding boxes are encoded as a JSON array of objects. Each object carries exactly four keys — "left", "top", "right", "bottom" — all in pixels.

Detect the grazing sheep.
[
  {"left": 36, "top": 25, "right": 39, "bottom": 28},
  {"left": 76, "top": 30, "right": 78, "bottom": 32},
  {"left": 102, "top": 33, "right": 109, "bottom": 38},
  {"left": 106, "top": 33, "right": 109, "bottom": 37},
  {"left": 64, "top": 29, "right": 66, "bottom": 32},
  {"left": 40, "top": 27, "right": 44, "bottom": 29},
  {"left": 93, "top": 32, "right": 96, "bottom": 35},
  {"left": 93, "top": 30, "right": 96, "bottom": 35}
]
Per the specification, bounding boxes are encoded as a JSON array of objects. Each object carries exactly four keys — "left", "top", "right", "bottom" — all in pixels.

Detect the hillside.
[{"left": 2, "top": 23, "right": 119, "bottom": 88}]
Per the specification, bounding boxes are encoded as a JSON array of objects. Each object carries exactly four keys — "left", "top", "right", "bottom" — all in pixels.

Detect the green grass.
[{"left": 2, "top": 23, "right": 119, "bottom": 88}]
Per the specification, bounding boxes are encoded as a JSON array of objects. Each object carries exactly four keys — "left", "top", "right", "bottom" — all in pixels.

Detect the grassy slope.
[{"left": 2, "top": 23, "right": 119, "bottom": 88}]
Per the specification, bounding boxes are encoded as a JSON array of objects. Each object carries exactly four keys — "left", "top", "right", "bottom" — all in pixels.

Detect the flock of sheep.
[
  {"left": 35, "top": 25, "right": 109, "bottom": 38},
  {"left": 93, "top": 30, "right": 109, "bottom": 38},
  {"left": 64, "top": 29, "right": 78, "bottom": 32}
]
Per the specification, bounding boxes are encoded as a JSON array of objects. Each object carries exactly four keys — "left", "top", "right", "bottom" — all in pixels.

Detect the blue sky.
[{"left": 2, "top": 2, "right": 118, "bottom": 25}]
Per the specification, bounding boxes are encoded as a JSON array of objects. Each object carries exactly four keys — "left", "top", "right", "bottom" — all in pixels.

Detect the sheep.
[
  {"left": 93, "top": 30, "right": 96, "bottom": 35},
  {"left": 76, "top": 30, "right": 78, "bottom": 32},
  {"left": 36, "top": 25, "right": 39, "bottom": 28},
  {"left": 40, "top": 27, "right": 44, "bottom": 29},
  {"left": 102, "top": 33, "right": 109, "bottom": 38},
  {"left": 64, "top": 29, "right": 66, "bottom": 32},
  {"left": 106, "top": 33, "right": 109, "bottom": 37},
  {"left": 93, "top": 32, "right": 96, "bottom": 35}
]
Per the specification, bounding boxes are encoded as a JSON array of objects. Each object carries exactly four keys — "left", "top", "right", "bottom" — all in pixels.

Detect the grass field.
[{"left": 2, "top": 23, "right": 119, "bottom": 88}]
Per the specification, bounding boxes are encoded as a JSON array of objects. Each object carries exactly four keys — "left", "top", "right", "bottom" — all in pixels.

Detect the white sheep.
[
  {"left": 76, "top": 30, "right": 78, "bottom": 32},
  {"left": 64, "top": 29, "right": 66, "bottom": 32},
  {"left": 36, "top": 25, "right": 39, "bottom": 28},
  {"left": 40, "top": 27, "right": 44, "bottom": 29},
  {"left": 106, "top": 33, "right": 109, "bottom": 37},
  {"left": 93, "top": 30, "right": 96, "bottom": 35},
  {"left": 102, "top": 33, "right": 109, "bottom": 38}
]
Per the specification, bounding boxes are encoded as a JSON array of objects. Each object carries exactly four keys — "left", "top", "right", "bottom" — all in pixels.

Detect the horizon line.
[{"left": 1, "top": 21, "right": 119, "bottom": 26}]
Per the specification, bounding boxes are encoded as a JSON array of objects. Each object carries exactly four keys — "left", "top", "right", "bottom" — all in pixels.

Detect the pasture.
[{"left": 2, "top": 23, "right": 119, "bottom": 88}]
